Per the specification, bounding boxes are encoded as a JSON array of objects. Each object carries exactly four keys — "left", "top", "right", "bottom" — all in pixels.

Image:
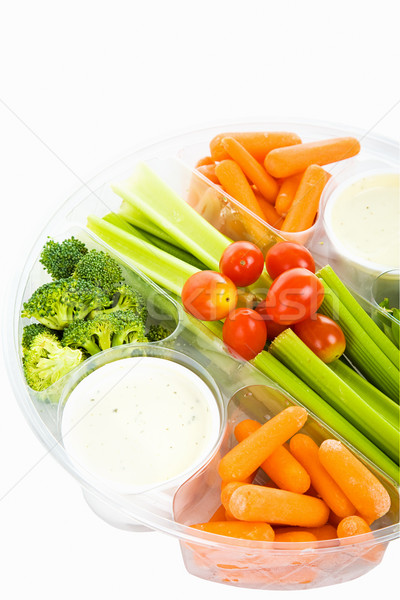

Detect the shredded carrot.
[{"left": 264, "top": 136, "right": 360, "bottom": 178}]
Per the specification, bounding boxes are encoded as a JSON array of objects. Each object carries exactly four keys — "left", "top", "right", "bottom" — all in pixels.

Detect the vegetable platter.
[{"left": 4, "top": 120, "right": 399, "bottom": 591}]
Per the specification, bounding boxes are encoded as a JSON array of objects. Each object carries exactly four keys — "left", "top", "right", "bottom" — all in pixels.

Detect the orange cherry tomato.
[{"left": 182, "top": 270, "right": 238, "bottom": 321}]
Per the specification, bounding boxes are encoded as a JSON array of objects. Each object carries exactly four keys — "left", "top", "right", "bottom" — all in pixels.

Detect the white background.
[{"left": 0, "top": 1, "right": 399, "bottom": 598}]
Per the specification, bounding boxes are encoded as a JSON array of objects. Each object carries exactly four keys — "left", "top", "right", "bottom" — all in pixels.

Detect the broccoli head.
[
  {"left": 21, "top": 323, "right": 58, "bottom": 354},
  {"left": 62, "top": 312, "right": 121, "bottom": 354},
  {"left": 146, "top": 324, "right": 171, "bottom": 342},
  {"left": 111, "top": 309, "right": 148, "bottom": 347},
  {"left": 102, "top": 283, "right": 147, "bottom": 319},
  {"left": 40, "top": 237, "right": 88, "bottom": 279},
  {"left": 21, "top": 277, "right": 111, "bottom": 330},
  {"left": 23, "top": 331, "right": 85, "bottom": 391},
  {"left": 74, "top": 249, "right": 122, "bottom": 293}
]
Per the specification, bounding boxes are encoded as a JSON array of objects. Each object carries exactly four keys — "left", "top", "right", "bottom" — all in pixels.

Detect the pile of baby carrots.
[
  {"left": 195, "top": 132, "right": 360, "bottom": 233},
  {"left": 190, "top": 406, "right": 391, "bottom": 544}
]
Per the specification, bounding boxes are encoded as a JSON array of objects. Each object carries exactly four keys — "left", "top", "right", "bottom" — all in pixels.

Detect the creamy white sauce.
[
  {"left": 328, "top": 173, "right": 400, "bottom": 269},
  {"left": 61, "top": 357, "right": 220, "bottom": 492}
]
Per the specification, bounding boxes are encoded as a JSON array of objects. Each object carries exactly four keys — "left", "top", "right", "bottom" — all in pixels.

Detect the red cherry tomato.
[
  {"left": 220, "top": 241, "right": 264, "bottom": 287},
  {"left": 182, "top": 270, "right": 238, "bottom": 321},
  {"left": 262, "top": 268, "right": 324, "bottom": 325},
  {"left": 255, "top": 301, "right": 289, "bottom": 340},
  {"left": 293, "top": 314, "right": 346, "bottom": 363},
  {"left": 222, "top": 308, "right": 267, "bottom": 361},
  {"left": 265, "top": 242, "right": 315, "bottom": 279}
]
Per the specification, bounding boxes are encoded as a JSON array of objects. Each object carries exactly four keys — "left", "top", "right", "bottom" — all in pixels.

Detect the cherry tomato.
[
  {"left": 222, "top": 308, "right": 267, "bottom": 361},
  {"left": 182, "top": 270, "right": 237, "bottom": 321},
  {"left": 293, "top": 314, "right": 346, "bottom": 363},
  {"left": 262, "top": 268, "right": 324, "bottom": 325},
  {"left": 220, "top": 241, "right": 264, "bottom": 287},
  {"left": 265, "top": 242, "right": 315, "bottom": 280},
  {"left": 255, "top": 301, "right": 289, "bottom": 340}
]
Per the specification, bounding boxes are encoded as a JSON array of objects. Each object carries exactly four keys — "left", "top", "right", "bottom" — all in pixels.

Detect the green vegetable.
[
  {"left": 317, "top": 277, "right": 399, "bottom": 402},
  {"left": 252, "top": 351, "right": 399, "bottom": 482},
  {"left": 147, "top": 324, "right": 171, "bottom": 342},
  {"left": 103, "top": 212, "right": 207, "bottom": 270},
  {"left": 40, "top": 236, "right": 88, "bottom": 280},
  {"left": 269, "top": 328, "right": 399, "bottom": 463},
  {"left": 23, "top": 329, "right": 85, "bottom": 392},
  {"left": 328, "top": 359, "right": 400, "bottom": 429},
  {"left": 111, "top": 163, "right": 230, "bottom": 270},
  {"left": 118, "top": 200, "right": 180, "bottom": 247},
  {"left": 87, "top": 215, "right": 199, "bottom": 296},
  {"left": 378, "top": 298, "right": 400, "bottom": 348},
  {"left": 22, "top": 323, "right": 57, "bottom": 353},
  {"left": 101, "top": 283, "right": 147, "bottom": 322},
  {"left": 74, "top": 249, "right": 123, "bottom": 293},
  {"left": 21, "top": 278, "right": 111, "bottom": 330},
  {"left": 111, "top": 309, "right": 148, "bottom": 346}
]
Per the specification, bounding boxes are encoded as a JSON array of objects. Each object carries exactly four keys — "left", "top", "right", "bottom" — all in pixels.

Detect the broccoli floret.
[
  {"left": 111, "top": 309, "right": 148, "bottom": 347},
  {"left": 21, "top": 323, "right": 57, "bottom": 354},
  {"left": 40, "top": 237, "right": 88, "bottom": 279},
  {"left": 146, "top": 324, "right": 171, "bottom": 342},
  {"left": 23, "top": 332, "right": 85, "bottom": 391},
  {"left": 21, "top": 277, "right": 111, "bottom": 330},
  {"left": 62, "top": 312, "right": 121, "bottom": 354},
  {"left": 74, "top": 249, "right": 122, "bottom": 293}
]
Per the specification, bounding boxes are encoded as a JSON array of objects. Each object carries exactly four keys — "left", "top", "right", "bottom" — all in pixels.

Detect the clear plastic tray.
[{"left": 4, "top": 120, "right": 399, "bottom": 590}]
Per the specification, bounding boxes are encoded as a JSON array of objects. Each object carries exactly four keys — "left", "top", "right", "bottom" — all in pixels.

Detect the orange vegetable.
[
  {"left": 218, "top": 406, "right": 307, "bottom": 482},
  {"left": 221, "top": 482, "right": 249, "bottom": 520},
  {"left": 318, "top": 440, "right": 391, "bottom": 522},
  {"left": 234, "top": 419, "right": 310, "bottom": 494},
  {"left": 274, "top": 531, "right": 317, "bottom": 543},
  {"left": 195, "top": 156, "right": 214, "bottom": 168},
  {"left": 255, "top": 192, "right": 284, "bottom": 229},
  {"left": 337, "top": 515, "right": 371, "bottom": 538},
  {"left": 289, "top": 434, "right": 355, "bottom": 517},
  {"left": 196, "top": 164, "right": 219, "bottom": 184},
  {"left": 191, "top": 521, "right": 275, "bottom": 541},
  {"left": 229, "top": 484, "right": 330, "bottom": 527},
  {"left": 221, "top": 137, "right": 279, "bottom": 203},
  {"left": 275, "top": 524, "right": 338, "bottom": 541},
  {"left": 210, "top": 131, "right": 302, "bottom": 163},
  {"left": 208, "top": 504, "right": 227, "bottom": 522},
  {"left": 264, "top": 136, "right": 361, "bottom": 178},
  {"left": 280, "top": 165, "right": 330, "bottom": 232},
  {"left": 274, "top": 173, "right": 303, "bottom": 217}
]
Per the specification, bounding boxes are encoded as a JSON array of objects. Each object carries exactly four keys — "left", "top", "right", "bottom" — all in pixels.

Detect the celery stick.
[
  {"left": 318, "top": 265, "right": 400, "bottom": 368},
  {"left": 87, "top": 215, "right": 198, "bottom": 296},
  {"left": 252, "top": 351, "right": 399, "bottom": 482},
  {"left": 112, "top": 163, "right": 230, "bottom": 271},
  {"left": 319, "top": 279, "right": 399, "bottom": 401},
  {"left": 103, "top": 213, "right": 207, "bottom": 270},
  {"left": 118, "top": 200, "right": 180, "bottom": 247},
  {"left": 269, "top": 329, "right": 399, "bottom": 463},
  {"left": 328, "top": 359, "right": 400, "bottom": 429}
]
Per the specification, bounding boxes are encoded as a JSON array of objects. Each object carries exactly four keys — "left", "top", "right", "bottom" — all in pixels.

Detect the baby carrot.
[
  {"left": 274, "top": 173, "right": 303, "bottom": 217},
  {"left": 318, "top": 440, "right": 391, "bottom": 522},
  {"left": 337, "top": 515, "right": 371, "bottom": 538},
  {"left": 210, "top": 131, "right": 302, "bottom": 163},
  {"left": 221, "top": 481, "right": 250, "bottom": 520},
  {"left": 191, "top": 521, "right": 275, "bottom": 541},
  {"left": 196, "top": 163, "right": 219, "bottom": 184},
  {"left": 274, "top": 524, "right": 338, "bottom": 541},
  {"left": 289, "top": 434, "right": 356, "bottom": 517},
  {"left": 195, "top": 156, "right": 214, "bottom": 168},
  {"left": 255, "top": 192, "right": 284, "bottom": 229},
  {"left": 280, "top": 165, "right": 330, "bottom": 232},
  {"left": 222, "top": 137, "right": 279, "bottom": 203},
  {"left": 229, "top": 484, "right": 330, "bottom": 527},
  {"left": 208, "top": 504, "right": 227, "bottom": 522},
  {"left": 218, "top": 406, "right": 308, "bottom": 482},
  {"left": 274, "top": 531, "right": 317, "bottom": 543},
  {"left": 264, "top": 136, "right": 361, "bottom": 178},
  {"left": 234, "top": 419, "right": 310, "bottom": 494}
]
